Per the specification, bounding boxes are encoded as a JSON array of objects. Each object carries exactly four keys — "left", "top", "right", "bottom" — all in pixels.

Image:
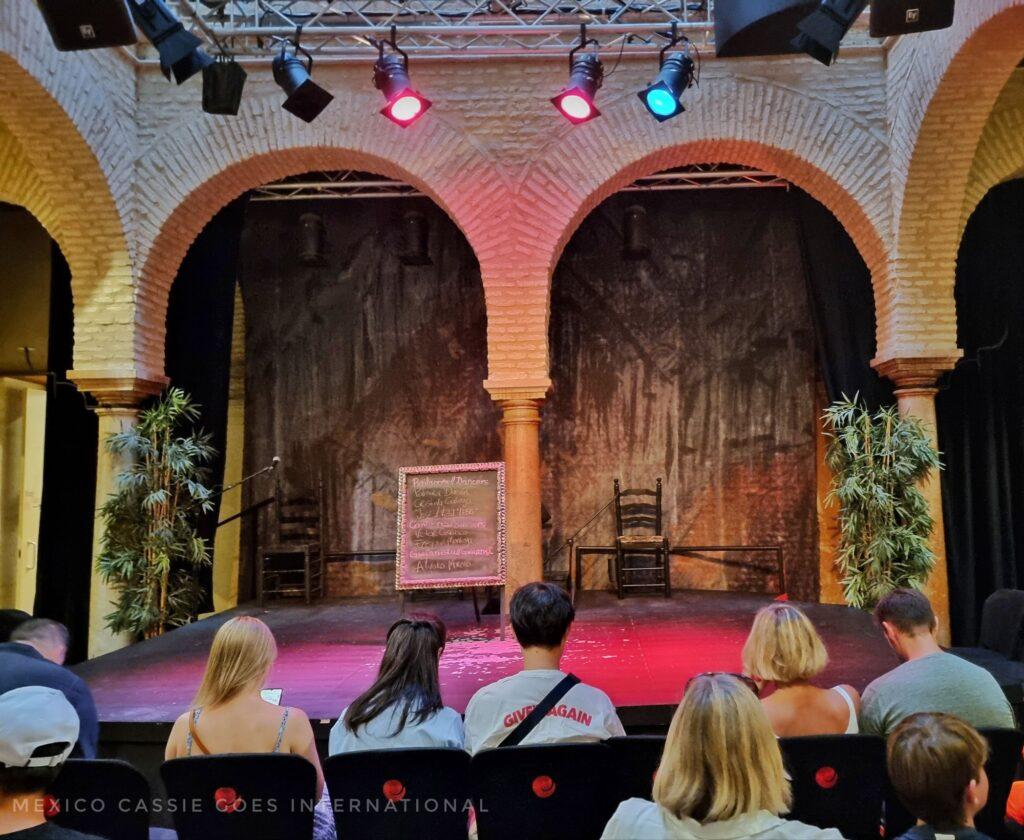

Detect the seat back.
[
  {"left": 49, "top": 759, "right": 150, "bottom": 840},
  {"left": 977, "top": 728, "right": 1024, "bottom": 838},
  {"left": 780, "top": 734, "right": 885, "bottom": 840},
  {"left": 160, "top": 753, "right": 317, "bottom": 840},
  {"left": 273, "top": 476, "right": 322, "bottom": 546},
  {"left": 613, "top": 478, "right": 663, "bottom": 537},
  {"left": 324, "top": 748, "right": 471, "bottom": 840},
  {"left": 606, "top": 736, "right": 666, "bottom": 801},
  {"left": 470, "top": 742, "right": 616, "bottom": 840},
  {"left": 979, "top": 590, "right": 1024, "bottom": 658}
]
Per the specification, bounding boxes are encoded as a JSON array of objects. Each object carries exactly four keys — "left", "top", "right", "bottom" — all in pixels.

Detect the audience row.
[{"left": 0, "top": 584, "right": 1017, "bottom": 839}]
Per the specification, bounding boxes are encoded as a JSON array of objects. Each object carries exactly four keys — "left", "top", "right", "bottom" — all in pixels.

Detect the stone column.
[
  {"left": 873, "top": 356, "right": 960, "bottom": 645},
  {"left": 485, "top": 382, "right": 549, "bottom": 601},
  {"left": 70, "top": 374, "right": 166, "bottom": 658}
]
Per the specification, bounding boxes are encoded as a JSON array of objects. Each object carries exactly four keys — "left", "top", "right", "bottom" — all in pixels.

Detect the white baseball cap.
[{"left": 0, "top": 686, "right": 79, "bottom": 768}]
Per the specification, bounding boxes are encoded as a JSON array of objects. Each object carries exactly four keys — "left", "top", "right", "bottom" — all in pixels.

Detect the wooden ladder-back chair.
[
  {"left": 257, "top": 476, "right": 325, "bottom": 606},
  {"left": 613, "top": 477, "right": 670, "bottom": 598}
]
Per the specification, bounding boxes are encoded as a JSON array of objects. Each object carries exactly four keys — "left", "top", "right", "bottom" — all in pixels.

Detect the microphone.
[{"left": 271, "top": 456, "right": 281, "bottom": 470}]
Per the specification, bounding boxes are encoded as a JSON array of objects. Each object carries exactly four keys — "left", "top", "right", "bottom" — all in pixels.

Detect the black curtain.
[
  {"left": 938, "top": 180, "right": 1024, "bottom": 644},
  {"left": 792, "top": 190, "right": 894, "bottom": 409},
  {"left": 36, "top": 242, "right": 98, "bottom": 664},
  {"left": 165, "top": 197, "right": 248, "bottom": 610}
]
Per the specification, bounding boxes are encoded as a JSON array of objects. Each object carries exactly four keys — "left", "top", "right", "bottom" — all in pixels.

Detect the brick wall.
[{"left": 2, "top": 0, "right": 1024, "bottom": 393}]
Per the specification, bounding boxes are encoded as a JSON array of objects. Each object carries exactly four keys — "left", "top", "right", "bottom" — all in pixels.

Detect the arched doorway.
[
  {"left": 543, "top": 169, "right": 889, "bottom": 602},
  {"left": 938, "top": 179, "right": 1024, "bottom": 643},
  {"left": 163, "top": 171, "right": 498, "bottom": 607}
]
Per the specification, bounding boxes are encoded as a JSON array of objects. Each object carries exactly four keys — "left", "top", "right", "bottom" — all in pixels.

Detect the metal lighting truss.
[
  {"left": 249, "top": 164, "right": 790, "bottom": 201},
  {"left": 161, "top": 0, "right": 879, "bottom": 61}
]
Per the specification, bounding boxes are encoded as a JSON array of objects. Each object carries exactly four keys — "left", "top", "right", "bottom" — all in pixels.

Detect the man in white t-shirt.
[{"left": 463, "top": 582, "right": 625, "bottom": 753}]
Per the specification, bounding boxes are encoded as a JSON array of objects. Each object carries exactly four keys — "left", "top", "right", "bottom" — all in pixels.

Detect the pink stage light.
[
  {"left": 386, "top": 92, "right": 426, "bottom": 125},
  {"left": 551, "top": 52, "right": 603, "bottom": 125}
]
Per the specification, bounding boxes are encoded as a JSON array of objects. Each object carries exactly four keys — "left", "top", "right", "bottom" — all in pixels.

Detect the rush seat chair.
[
  {"left": 324, "top": 747, "right": 472, "bottom": 839},
  {"left": 161, "top": 753, "right": 317, "bottom": 840},
  {"left": 470, "top": 742, "right": 616, "bottom": 840},
  {"left": 613, "top": 477, "right": 671, "bottom": 598}
]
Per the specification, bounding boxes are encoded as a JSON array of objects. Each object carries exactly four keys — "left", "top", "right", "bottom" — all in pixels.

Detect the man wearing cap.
[
  {"left": 0, "top": 622, "right": 97, "bottom": 759},
  {"left": 0, "top": 686, "right": 101, "bottom": 838}
]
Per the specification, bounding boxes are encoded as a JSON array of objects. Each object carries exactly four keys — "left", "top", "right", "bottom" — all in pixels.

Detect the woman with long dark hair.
[{"left": 329, "top": 614, "right": 464, "bottom": 753}]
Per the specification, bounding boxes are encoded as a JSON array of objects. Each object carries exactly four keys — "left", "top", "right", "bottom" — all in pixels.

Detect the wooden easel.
[{"left": 399, "top": 585, "right": 506, "bottom": 640}]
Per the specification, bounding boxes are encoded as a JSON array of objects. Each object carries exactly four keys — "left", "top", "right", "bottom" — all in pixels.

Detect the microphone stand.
[{"left": 214, "top": 459, "right": 281, "bottom": 528}]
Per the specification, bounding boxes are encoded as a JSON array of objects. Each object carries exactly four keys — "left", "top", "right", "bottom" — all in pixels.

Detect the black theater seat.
[{"left": 950, "top": 589, "right": 1024, "bottom": 708}]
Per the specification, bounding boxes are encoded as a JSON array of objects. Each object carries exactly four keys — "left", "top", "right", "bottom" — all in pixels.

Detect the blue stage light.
[{"left": 638, "top": 51, "right": 695, "bottom": 123}]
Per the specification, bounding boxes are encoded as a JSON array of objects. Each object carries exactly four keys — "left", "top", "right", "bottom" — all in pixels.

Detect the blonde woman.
[
  {"left": 602, "top": 673, "right": 843, "bottom": 839},
  {"left": 742, "top": 602, "right": 860, "bottom": 737},
  {"left": 165, "top": 616, "right": 335, "bottom": 840}
]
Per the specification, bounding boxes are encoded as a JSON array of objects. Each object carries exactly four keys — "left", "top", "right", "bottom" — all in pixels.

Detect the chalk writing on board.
[{"left": 395, "top": 462, "right": 507, "bottom": 590}]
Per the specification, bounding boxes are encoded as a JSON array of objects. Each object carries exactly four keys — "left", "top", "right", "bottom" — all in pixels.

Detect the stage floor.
[{"left": 75, "top": 591, "right": 897, "bottom": 725}]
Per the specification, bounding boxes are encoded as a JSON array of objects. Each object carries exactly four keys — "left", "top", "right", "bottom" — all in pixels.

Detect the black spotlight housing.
[
  {"left": 372, "top": 30, "right": 432, "bottom": 128},
  {"left": 399, "top": 210, "right": 431, "bottom": 266},
  {"left": 202, "top": 55, "right": 247, "bottom": 116},
  {"left": 298, "top": 213, "right": 326, "bottom": 266},
  {"left": 638, "top": 53, "right": 694, "bottom": 122},
  {"left": 551, "top": 25, "right": 604, "bottom": 124},
  {"left": 623, "top": 205, "right": 650, "bottom": 260},
  {"left": 128, "top": 0, "right": 214, "bottom": 84},
  {"left": 792, "top": 0, "right": 869, "bottom": 66},
  {"left": 273, "top": 39, "right": 334, "bottom": 123}
]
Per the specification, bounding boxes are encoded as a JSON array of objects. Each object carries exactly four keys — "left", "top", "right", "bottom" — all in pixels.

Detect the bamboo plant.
[
  {"left": 823, "top": 396, "right": 941, "bottom": 609},
  {"left": 97, "top": 388, "right": 216, "bottom": 639}
]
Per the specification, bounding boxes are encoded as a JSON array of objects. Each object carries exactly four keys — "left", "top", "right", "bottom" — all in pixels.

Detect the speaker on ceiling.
[
  {"left": 714, "top": 0, "right": 820, "bottom": 58},
  {"left": 35, "top": 0, "right": 137, "bottom": 51},
  {"left": 869, "top": 0, "right": 955, "bottom": 37}
]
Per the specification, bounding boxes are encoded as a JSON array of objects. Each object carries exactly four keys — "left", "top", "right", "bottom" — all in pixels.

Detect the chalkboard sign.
[{"left": 395, "top": 462, "right": 507, "bottom": 590}]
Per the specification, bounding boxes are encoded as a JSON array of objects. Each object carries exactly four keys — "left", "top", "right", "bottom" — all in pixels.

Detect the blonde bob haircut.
[
  {"left": 742, "top": 602, "right": 828, "bottom": 684},
  {"left": 193, "top": 616, "right": 277, "bottom": 708},
  {"left": 653, "top": 673, "right": 790, "bottom": 822}
]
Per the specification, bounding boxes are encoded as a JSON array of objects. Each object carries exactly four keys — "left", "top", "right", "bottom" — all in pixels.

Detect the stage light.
[
  {"left": 552, "top": 25, "right": 603, "bottom": 125},
  {"left": 202, "top": 54, "right": 247, "bottom": 116},
  {"left": 399, "top": 210, "right": 431, "bottom": 266},
  {"left": 374, "top": 55, "right": 431, "bottom": 127},
  {"left": 298, "top": 213, "right": 326, "bottom": 266},
  {"left": 372, "top": 29, "right": 432, "bottom": 127},
  {"left": 623, "top": 205, "right": 650, "bottom": 260},
  {"left": 128, "top": 0, "right": 214, "bottom": 84},
  {"left": 638, "top": 28, "right": 698, "bottom": 123},
  {"left": 792, "top": 0, "right": 869, "bottom": 66},
  {"left": 273, "top": 37, "right": 334, "bottom": 123}
]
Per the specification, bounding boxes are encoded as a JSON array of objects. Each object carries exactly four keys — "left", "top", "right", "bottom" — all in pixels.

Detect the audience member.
[
  {"left": 602, "top": 673, "right": 843, "bottom": 838},
  {"left": 0, "top": 621, "right": 97, "bottom": 759},
  {"left": 742, "top": 602, "right": 860, "bottom": 736},
  {"left": 887, "top": 712, "right": 992, "bottom": 840},
  {"left": 330, "top": 614, "right": 463, "bottom": 754},
  {"left": 860, "top": 589, "right": 1014, "bottom": 736},
  {"left": 463, "top": 583, "right": 624, "bottom": 753},
  {"left": 0, "top": 686, "right": 101, "bottom": 839},
  {"left": 0, "top": 611, "right": 29, "bottom": 644},
  {"left": 164, "top": 616, "right": 335, "bottom": 840}
]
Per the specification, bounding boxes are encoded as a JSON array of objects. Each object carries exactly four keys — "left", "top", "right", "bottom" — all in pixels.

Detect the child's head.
[
  {"left": 887, "top": 712, "right": 989, "bottom": 830},
  {"left": 510, "top": 582, "right": 575, "bottom": 651}
]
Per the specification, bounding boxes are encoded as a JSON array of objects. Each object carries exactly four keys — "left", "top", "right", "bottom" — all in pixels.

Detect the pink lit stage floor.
[{"left": 75, "top": 590, "right": 897, "bottom": 727}]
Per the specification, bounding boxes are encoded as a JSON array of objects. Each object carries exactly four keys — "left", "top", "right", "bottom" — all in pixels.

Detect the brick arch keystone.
[
  {"left": 891, "top": 1, "right": 1024, "bottom": 361},
  {"left": 136, "top": 97, "right": 508, "bottom": 379}
]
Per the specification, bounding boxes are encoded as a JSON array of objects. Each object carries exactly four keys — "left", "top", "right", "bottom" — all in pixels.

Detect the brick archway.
[
  {"left": 891, "top": 1, "right": 1024, "bottom": 361},
  {"left": 134, "top": 95, "right": 507, "bottom": 382},
  {"left": 0, "top": 54, "right": 133, "bottom": 375},
  {"left": 483, "top": 73, "right": 891, "bottom": 388}
]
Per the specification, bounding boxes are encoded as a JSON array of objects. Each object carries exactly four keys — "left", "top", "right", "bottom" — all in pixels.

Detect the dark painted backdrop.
[{"left": 238, "top": 197, "right": 499, "bottom": 595}]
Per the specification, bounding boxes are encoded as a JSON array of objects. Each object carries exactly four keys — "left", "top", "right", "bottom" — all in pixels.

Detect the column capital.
[
  {"left": 483, "top": 378, "right": 551, "bottom": 403},
  {"left": 68, "top": 369, "right": 168, "bottom": 409},
  {"left": 870, "top": 354, "right": 961, "bottom": 391}
]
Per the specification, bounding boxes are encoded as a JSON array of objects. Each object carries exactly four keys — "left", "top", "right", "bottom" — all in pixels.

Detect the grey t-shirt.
[{"left": 860, "top": 652, "right": 1015, "bottom": 736}]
